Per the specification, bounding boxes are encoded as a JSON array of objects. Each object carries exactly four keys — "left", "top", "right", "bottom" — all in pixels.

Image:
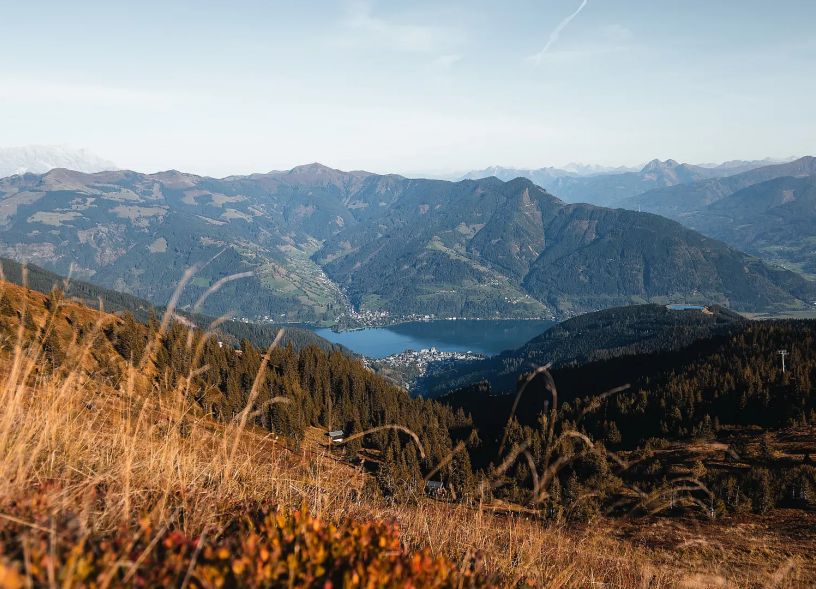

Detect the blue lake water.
[{"left": 312, "top": 319, "right": 555, "bottom": 359}]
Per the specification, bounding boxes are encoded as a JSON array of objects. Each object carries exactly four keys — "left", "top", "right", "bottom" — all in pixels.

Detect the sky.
[{"left": 1, "top": 0, "right": 815, "bottom": 177}]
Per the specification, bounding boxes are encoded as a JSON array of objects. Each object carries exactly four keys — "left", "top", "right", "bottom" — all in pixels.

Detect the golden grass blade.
[{"left": 337, "top": 425, "right": 426, "bottom": 460}]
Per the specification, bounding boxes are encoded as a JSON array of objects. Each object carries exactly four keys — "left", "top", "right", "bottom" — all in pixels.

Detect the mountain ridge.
[
  {"left": 676, "top": 174, "right": 816, "bottom": 277},
  {"left": 460, "top": 157, "right": 797, "bottom": 206},
  {"left": 619, "top": 156, "right": 816, "bottom": 215},
  {"left": 1, "top": 165, "right": 814, "bottom": 323}
]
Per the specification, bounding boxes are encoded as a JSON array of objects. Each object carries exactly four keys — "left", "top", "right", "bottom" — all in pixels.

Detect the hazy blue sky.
[{"left": 2, "top": 0, "right": 814, "bottom": 176}]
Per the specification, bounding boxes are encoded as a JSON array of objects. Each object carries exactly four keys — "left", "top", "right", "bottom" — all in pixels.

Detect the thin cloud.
[
  {"left": 432, "top": 54, "right": 463, "bottom": 69},
  {"left": 333, "top": 1, "right": 464, "bottom": 55},
  {"left": 602, "top": 24, "right": 632, "bottom": 43},
  {"left": 528, "top": 0, "right": 589, "bottom": 65},
  {"left": 532, "top": 44, "right": 631, "bottom": 65},
  {"left": 0, "top": 79, "right": 178, "bottom": 110}
]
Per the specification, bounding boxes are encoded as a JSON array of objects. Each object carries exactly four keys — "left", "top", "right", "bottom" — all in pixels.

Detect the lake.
[{"left": 312, "top": 319, "right": 555, "bottom": 358}]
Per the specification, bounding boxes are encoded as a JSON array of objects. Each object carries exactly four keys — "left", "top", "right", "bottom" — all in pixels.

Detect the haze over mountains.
[
  {"left": 462, "top": 157, "right": 797, "bottom": 206},
  {"left": 459, "top": 163, "right": 639, "bottom": 188},
  {"left": 0, "top": 145, "right": 116, "bottom": 177},
  {"left": 619, "top": 156, "right": 816, "bottom": 214},
  {"left": 614, "top": 157, "right": 816, "bottom": 276},
  {"left": 681, "top": 175, "right": 816, "bottom": 277},
  {"left": 1, "top": 162, "right": 814, "bottom": 324}
]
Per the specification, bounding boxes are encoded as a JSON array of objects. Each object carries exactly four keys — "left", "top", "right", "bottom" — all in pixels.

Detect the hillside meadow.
[{"left": 0, "top": 279, "right": 813, "bottom": 587}]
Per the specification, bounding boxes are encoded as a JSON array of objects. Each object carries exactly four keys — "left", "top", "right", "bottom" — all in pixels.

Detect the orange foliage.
[{"left": 0, "top": 495, "right": 495, "bottom": 588}]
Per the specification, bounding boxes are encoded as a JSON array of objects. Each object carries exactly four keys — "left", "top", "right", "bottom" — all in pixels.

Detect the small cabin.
[
  {"left": 326, "top": 430, "right": 345, "bottom": 444},
  {"left": 425, "top": 480, "right": 445, "bottom": 497}
]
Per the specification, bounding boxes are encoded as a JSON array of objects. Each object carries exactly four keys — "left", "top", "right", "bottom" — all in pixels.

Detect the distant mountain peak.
[
  {"left": 0, "top": 145, "right": 116, "bottom": 178},
  {"left": 504, "top": 175, "right": 545, "bottom": 191},
  {"left": 641, "top": 158, "right": 681, "bottom": 172},
  {"left": 561, "top": 162, "right": 639, "bottom": 176},
  {"left": 282, "top": 162, "right": 375, "bottom": 180},
  {"left": 287, "top": 162, "right": 338, "bottom": 175},
  {"left": 460, "top": 163, "right": 637, "bottom": 183}
]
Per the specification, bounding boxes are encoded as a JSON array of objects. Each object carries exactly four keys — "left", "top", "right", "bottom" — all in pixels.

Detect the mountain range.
[
  {"left": 459, "top": 163, "right": 639, "bottom": 187},
  {"left": 467, "top": 156, "right": 816, "bottom": 283},
  {"left": 619, "top": 156, "right": 816, "bottom": 215},
  {"left": 618, "top": 157, "right": 816, "bottom": 277},
  {"left": 462, "top": 157, "right": 797, "bottom": 206},
  {"left": 683, "top": 175, "right": 816, "bottom": 277},
  {"left": 1, "top": 164, "right": 814, "bottom": 323}
]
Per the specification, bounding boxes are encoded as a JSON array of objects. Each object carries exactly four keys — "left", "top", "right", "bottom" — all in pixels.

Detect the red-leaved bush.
[{"left": 0, "top": 498, "right": 496, "bottom": 588}]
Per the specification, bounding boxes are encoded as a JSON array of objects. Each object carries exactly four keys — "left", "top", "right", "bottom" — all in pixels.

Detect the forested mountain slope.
[
  {"left": 443, "top": 316, "right": 816, "bottom": 452},
  {"left": 674, "top": 175, "right": 816, "bottom": 277},
  {"left": 441, "top": 315, "right": 816, "bottom": 516},
  {"left": 612, "top": 158, "right": 816, "bottom": 278},
  {"left": 419, "top": 304, "right": 746, "bottom": 396},
  {"left": 0, "top": 277, "right": 475, "bottom": 492},
  {"left": 0, "top": 256, "right": 343, "bottom": 353}
]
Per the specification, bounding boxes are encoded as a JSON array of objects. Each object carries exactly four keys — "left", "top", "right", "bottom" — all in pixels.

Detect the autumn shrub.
[{"left": 0, "top": 496, "right": 495, "bottom": 588}]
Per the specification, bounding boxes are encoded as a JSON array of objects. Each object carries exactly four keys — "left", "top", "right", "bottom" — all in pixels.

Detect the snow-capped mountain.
[
  {"left": 0, "top": 145, "right": 116, "bottom": 177},
  {"left": 560, "top": 162, "right": 640, "bottom": 176}
]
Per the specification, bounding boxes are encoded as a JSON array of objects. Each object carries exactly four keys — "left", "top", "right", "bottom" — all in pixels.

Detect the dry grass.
[{"left": 0, "top": 279, "right": 813, "bottom": 587}]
